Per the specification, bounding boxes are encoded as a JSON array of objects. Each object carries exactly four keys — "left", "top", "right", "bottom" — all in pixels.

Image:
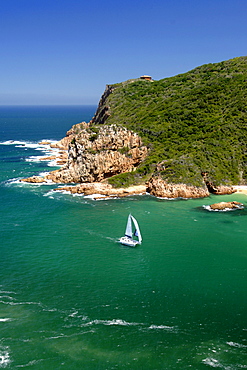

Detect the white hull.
[{"left": 119, "top": 236, "right": 140, "bottom": 247}]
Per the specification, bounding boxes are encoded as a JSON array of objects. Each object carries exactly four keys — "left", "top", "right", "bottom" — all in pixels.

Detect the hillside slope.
[{"left": 91, "top": 56, "right": 247, "bottom": 187}]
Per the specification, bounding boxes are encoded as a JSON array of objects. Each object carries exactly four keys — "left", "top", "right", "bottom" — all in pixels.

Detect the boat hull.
[{"left": 119, "top": 236, "right": 140, "bottom": 247}]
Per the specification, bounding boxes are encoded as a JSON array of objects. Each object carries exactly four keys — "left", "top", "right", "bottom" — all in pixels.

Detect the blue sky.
[{"left": 1, "top": 0, "right": 247, "bottom": 105}]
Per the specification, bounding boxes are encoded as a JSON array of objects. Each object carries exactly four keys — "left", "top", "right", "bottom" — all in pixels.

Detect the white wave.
[
  {"left": 84, "top": 193, "right": 107, "bottom": 199},
  {"left": 43, "top": 190, "right": 56, "bottom": 198},
  {"left": 5, "top": 178, "right": 23, "bottom": 185},
  {"left": 35, "top": 146, "right": 58, "bottom": 152},
  {"left": 82, "top": 319, "right": 139, "bottom": 327},
  {"left": 226, "top": 341, "right": 247, "bottom": 348},
  {"left": 0, "top": 347, "right": 11, "bottom": 367},
  {"left": 0, "top": 300, "right": 41, "bottom": 306},
  {"left": 25, "top": 155, "right": 47, "bottom": 162},
  {"left": 0, "top": 140, "right": 27, "bottom": 146},
  {"left": 68, "top": 310, "right": 79, "bottom": 318},
  {"left": 38, "top": 171, "right": 50, "bottom": 177},
  {"left": 0, "top": 295, "right": 15, "bottom": 300},
  {"left": 47, "top": 160, "right": 61, "bottom": 167},
  {"left": 0, "top": 318, "right": 11, "bottom": 322},
  {"left": 148, "top": 324, "right": 176, "bottom": 331},
  {"left": 16, "top": 358, "right": 44, "bottom": 367},
  {"left": 48, "top": 188, "right": 82, "bottom": 196},
  {"left": 156, "top": 196, "right": 182, "bottom": 200},
  {"left": 1, "top": 139, "right": 61, "bottom": 165},
  {"left": 0, "top": 291, "right": 16, "bottom": 294},
  {"left": 0, "top": 140, "right": 52, "bottom": 150},
  {"left": 0, "top": 138, "right": 57, "bottom": 146},
  {"left": 42, "top": 308, "right": 58, "bottom": 312},
  {"left": 202, "top": 357, "right": 221, "bottom": 367},
  {"left": 17, "top": 143, "right": 39, "bottom": 149}
]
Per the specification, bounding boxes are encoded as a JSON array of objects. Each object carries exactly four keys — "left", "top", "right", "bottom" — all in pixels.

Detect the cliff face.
[
  {"left": 91, "top": 85, "right": 114, "bottom": 125},
  {"left": 47, "top": 124, "right": 148, "bottom": 184},
  {"left": 146, "top": 177, "right": 210, "bottom": 198}
]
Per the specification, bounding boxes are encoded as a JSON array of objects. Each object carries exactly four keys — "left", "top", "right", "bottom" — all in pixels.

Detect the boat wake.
[{"left": 64, "top": 311, "right": 178, "bottom": 333}]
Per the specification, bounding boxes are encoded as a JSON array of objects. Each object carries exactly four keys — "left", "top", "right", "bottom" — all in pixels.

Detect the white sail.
[
  {"left": 125, "top": 214, "right": 133, "bottom": 238},
  {"left": 131, "top": 215, "right": 142, "bottom": 243},
  {"left": 119, "top": 214, "right": 142, "bottom": 247}
]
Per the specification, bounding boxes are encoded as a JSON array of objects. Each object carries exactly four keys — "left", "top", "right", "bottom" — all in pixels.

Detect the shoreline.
[
  {"left": 20, "top": 177, "right": 247, "bottom": 199},
  {"left": 18, "top": 140, "right": 247, "bottom": 198},
  {"left": 232, "top": 185, "right": 247, "bottom": 195}
]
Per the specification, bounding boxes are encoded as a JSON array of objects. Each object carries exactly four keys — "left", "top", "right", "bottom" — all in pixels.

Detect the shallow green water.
[{"left": 0, "top": 107, "right": 247, "bottom": 369}]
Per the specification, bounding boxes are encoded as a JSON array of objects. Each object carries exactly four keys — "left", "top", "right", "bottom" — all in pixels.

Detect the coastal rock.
[
  {"left": 50, "top": 135, "right": 73, "bottom": 150},
  {"left": 38, "top": 141, "right": 51, "bottom": 145},
  {"left": 201, "top": 173, "right": 237, "bottom": 195},
  {"left": 39, "top": 156, "right": 56, "bottom": 161},
  {"left": 205, "top": 182, "right": 237, "bottom": 195},
  {"left": 146, "top": 176, "right": 209, "bottom": 198},
  {"left": 47, "top": 124, "right": 148, "bottom": 184},
  {"left": 50, "top": 121, "right": 90, "bottom": 150},
  {"left": 20, "top": 176, "right": 46, "bottom": 183},
  {"left": 53, "top": 183, "right": 146, "bottom": 198},
  {"left": 208, "top": 201, "right": 243, "bottom": 210}
]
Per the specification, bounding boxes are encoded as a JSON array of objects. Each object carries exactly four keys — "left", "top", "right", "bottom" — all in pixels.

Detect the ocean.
[{"left": 0, "top": 105, "right": 247, "bottom": 369}]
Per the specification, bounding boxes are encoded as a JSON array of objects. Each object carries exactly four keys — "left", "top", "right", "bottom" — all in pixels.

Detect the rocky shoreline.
[
  {"left": 21, "top": 173, "right": 239, "bottom": 200},
  {"left": 20, "top": 135, "right": 242, "bottom": 200}
]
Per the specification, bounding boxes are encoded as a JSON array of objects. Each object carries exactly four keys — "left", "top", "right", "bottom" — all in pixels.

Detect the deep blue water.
[{"left": 0, "top": 106, "right": 247, "bottom": 369}]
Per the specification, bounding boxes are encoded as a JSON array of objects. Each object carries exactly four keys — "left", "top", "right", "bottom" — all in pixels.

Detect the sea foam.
[
  {"left": 0, "top": 139, "right": 62, "bottom": 167},
  {"left": 0, "top": 347, "right": 11, "bottom": 367}
]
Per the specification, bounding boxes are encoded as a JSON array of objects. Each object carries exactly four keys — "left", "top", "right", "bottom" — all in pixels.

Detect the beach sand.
[{"left": 232, "top": 185, "right": 247, "bottom": 195}]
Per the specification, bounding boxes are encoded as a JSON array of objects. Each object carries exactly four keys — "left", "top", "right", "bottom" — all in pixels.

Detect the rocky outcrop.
[
  {"left": 50, "top": 121, "right": 90, "bottom": 151},
  {"left": 206, "top": 183, "right": 237, "bottom": 195},
  {"left": 208, "top": 201, "right": 243, "bottom": 210},
  {"left": 146, "top": 176, "right": 209, "bottom": 198},
  {"left": 20, "top": 176, "right": 47, "bottom": 183},
  {"left": 46, "top": 124, "right": 148, "bottom": 184},
  {"left": 53, "top": 183, "right": 146, "bottom": 199},
  {"left": 201, "top": 172, "right": 236, "bottom": 195}
]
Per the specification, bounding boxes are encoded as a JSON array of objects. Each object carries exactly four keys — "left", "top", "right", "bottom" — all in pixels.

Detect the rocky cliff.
[
  {"left": 24, "top": 58, "right": 247, "bottom": 199},
  {"left": 46, "top": 123, "right": 148, "bottom": 184}
]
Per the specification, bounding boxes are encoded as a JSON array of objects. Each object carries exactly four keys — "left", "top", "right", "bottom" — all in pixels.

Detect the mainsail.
[
  {"left": 125, "top": 214, "right": 142, "bottom": 243},
  {"left": 125, "top": 214, "right": 133, "bottom": 238}
]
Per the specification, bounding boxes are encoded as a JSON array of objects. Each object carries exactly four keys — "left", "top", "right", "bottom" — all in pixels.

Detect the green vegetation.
[
  {"left": 93, "top": 57, "right": 247, "bottom": 186},
  {"left": 107, "top": 167, "right": 151, "bottom": 188}
]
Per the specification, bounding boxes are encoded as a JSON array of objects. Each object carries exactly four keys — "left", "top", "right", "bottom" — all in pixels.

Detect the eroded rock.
[
  {"left": 208, "top": 201, "right": 243, "bottom": 210},
  {"left": 47, "top": 124, "right": 148, "bottom": 184},
  {"left": 146, "top": 176, "right": 209, "bottom": 198},
  {"left": 20, "top": 176, "right": 47, "bottom": 183}
]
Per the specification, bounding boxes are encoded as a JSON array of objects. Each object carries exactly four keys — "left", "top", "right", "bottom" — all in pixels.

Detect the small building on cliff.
[{"left": 140, "top": 75, "right": 152, "bottom": 81}]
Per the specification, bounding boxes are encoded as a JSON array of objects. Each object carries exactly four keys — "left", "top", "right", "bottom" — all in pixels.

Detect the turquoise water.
[{"left": 0, "top": 106, "right": 247, "bottom": 369}]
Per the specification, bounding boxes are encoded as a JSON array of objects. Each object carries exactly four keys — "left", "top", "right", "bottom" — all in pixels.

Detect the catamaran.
[{"left": 119, "top": 214, "right": 142, "bottom": 247}]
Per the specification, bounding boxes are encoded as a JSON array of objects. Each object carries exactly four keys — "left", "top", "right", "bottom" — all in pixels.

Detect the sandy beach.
[{"left": 232, "top": 185, "right": 247, "bottom": 195}]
